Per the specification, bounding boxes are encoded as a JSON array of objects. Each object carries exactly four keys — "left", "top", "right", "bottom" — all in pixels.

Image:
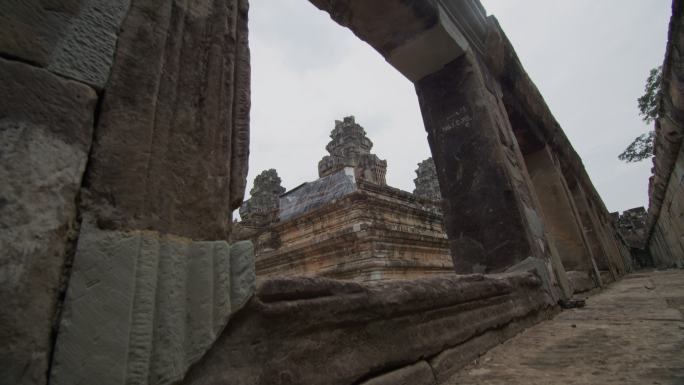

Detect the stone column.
[
  {"left": 524, "top": 147, "right": 596, "bottom": 273},
  {"left": 570, "top": 185, "right": 615, "bottom": 275},
  {"left": 569, "top": 181, "right": 629, "bottom": 278},
  {"left": 415, "top": 53, "right": 548, "bottom": 273},
  {"left": 40, "top": 1, "right": 257, "bottom": 384}
]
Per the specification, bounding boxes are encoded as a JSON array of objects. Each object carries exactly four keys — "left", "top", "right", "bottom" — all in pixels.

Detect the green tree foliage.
[
  {"left": 619, "top": 66, "right": 662, "bottom": 162},
  {"left": 618, "top": 131, "right": 656, "bottom": 162},
  {"left": 637, "top": 66, "right": 662, "bottom": 124}
]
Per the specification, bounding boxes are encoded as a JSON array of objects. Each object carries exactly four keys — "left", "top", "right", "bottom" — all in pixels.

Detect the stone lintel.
[
  {"left": 50, "top": 222, "right": 255, "bottom": 385},
  {"left": 309, "top": 0, "right": 490, "bottom": 82}
]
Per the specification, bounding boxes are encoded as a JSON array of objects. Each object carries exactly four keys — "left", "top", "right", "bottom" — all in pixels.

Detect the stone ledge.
[{"left": 182, "top": 273, "right": 557, "bottom": 385}]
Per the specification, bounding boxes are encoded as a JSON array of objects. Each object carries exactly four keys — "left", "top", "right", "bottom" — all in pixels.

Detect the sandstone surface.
[
  {"left": 182, "top": 273, "right": 556, "bottom": 385},
  {"left": 85, "top": 0, "right": 251, "bottom": 239},
  {"left": 0, "top": 0, "right": 131, "bottom": 88},
  {"left": 646, "top": 0, "right": 684, "bottom": 265},
  {"left": 50, "top": 223, "right": 255, "bottom": 385},
  {"left": 0, "top": 58, "right": 96, "bottom": 385}
]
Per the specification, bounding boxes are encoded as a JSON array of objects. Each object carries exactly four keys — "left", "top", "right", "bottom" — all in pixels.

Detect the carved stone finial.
[
  {"left": 413, "top": 157, "right": 441, "bottom": 201},
  {"left": 318, "top": 116, "right": 387, "bottom": 185},
  {"left": 239, "top": 169, "right": 285, "bottom": 225}
]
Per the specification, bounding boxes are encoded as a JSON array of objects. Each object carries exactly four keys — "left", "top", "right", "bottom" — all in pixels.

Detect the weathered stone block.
[
  {"left": 85, "top": 0, "right": 251, "bottom": 239},
  {"left": 360, "top": 361, "right": 435, "bottom": 385},
  {"left": 50, "top": 223, "right": 255, "bottom": 385},
  {"left": 0, "top": 0, "right": 131, "bottom": 88},
  {"left": 566, "top": 270, "right": 596, "bottom": 294},
  {"left": 505, "top": 256, "right": 569, "bottom": 302},
  {"left": 0, "top": 57, "right": 96, "bottom": 385},
  {"left": 182, "top": 273, "right": 556, "bottom": 385}
]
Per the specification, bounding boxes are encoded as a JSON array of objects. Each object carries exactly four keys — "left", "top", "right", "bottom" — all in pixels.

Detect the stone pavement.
[{"left": 443, "top": 270, "right": 684, "bottom": 385}]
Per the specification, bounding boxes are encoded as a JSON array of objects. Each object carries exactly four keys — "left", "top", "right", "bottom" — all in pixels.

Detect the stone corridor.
[{"left": 443, "top": 270, "right": 684, "bottom": 385}]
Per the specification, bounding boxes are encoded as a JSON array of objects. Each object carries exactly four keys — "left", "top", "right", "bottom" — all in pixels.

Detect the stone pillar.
[
  {"left": 524, "top": 147, "right": 596, "bottom": 274},
  {"left": 415, "top": 53, "right": 549, "bottom": 273},
  {"left": 31, "top": 1, "right": 258, "bottom": 384},
  {"left": 84, "top": 0, "right": 250, "bottom": 240},
  {"left": 568, "top": 182, "right": 616, "bottom": 277}
]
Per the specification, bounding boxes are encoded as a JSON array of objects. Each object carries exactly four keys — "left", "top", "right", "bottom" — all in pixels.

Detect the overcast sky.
[{"left": 245, "top": 0, "right": 672, "bottom": 214}]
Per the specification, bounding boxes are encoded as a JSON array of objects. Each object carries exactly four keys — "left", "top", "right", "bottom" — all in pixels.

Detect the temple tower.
[
  {"left": 413, "top": 157, "right": 442, "bottom": 202},
  {"left": 239, "top": 169, "right": 286, "bottom": 226},
  {"left": 318, "top": 116, "right": 387, "bottom": 185}
]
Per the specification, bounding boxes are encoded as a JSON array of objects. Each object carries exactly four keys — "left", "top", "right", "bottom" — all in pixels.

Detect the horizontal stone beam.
[
  {"left": 182, "top": 273, "right": 557, "bottom": 385},
  {"left": 309, "top": 0, "right": 488, "bottom": 82}
]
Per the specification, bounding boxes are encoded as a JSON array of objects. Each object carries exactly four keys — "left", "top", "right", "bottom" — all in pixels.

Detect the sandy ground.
[{"left": 443, "top": 269, "right": 684, "bottom": 385}]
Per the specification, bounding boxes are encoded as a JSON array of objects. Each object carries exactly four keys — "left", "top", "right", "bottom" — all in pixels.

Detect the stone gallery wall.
[
  {"left": 182, "top": 273, "right": 557, "bottom": 385},
  {"left": 647, "top": 0, "right": 684, "bottom": 266},
  {"left": 0, "top": 1, "right": 254, "bottom": 384}
]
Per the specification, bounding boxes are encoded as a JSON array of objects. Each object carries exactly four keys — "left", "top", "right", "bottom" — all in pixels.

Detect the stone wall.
[
  {"left": 0, "top": 1, "right": 254, "bottom": 384},
  {"left": 646, "top": 0, "right": 684, "bottom": 267},
  {"left": 182, "top": 272, "right": 557, "bottom": 385}
]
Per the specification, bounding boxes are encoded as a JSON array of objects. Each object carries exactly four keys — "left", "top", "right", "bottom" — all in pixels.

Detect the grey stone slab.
[
  {"left": 50, "top": 224, "right": 255, "bottom": 385},
  {"left": 230, "top": 241, "right": 256, "bottom": 312},
  {"left": 506, "top": 256, "right": 567, "bottom": 302},
  {"left": 84, "top": 0, "right": 250, "bottom": 239},
  {"left": 0, "top": 57, "right": 96, "bottom": 385},
  {"left": 47, "top": 0, "right": 132, "bottom": 88},
  {"left": 49, "top": 227, "right": 141, "bottom": 385},
  {"left": 360, "top": 361, "right": 435, "bottom": 385},
  {"left": 566, "top": 270, "right": 596, "bottom": 294},
  {"left": 0, "top": 0, "right": 131, "bottom": 88}
]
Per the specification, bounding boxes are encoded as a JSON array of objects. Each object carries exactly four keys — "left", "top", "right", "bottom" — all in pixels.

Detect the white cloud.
[
  {"left": 245, "top": 0, "right": 671, "bottom": 214},
  {"left": 480, "top": 0, "right": 671, "bottom": 212}
]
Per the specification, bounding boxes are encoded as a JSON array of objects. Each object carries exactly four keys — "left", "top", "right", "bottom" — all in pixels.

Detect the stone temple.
[
  {"left": 234, "top": 116, "right": 453, "bottom": 282},
  {"left": 2, "top": 0, "right": 683, "bottom": 384}
]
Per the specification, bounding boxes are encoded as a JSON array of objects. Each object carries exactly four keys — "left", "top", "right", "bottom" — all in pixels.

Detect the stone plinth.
[{"left": 182, "top": 272, "right": 557, "bottom": 385}]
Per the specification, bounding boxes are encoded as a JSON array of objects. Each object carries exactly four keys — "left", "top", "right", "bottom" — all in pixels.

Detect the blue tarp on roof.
[{"left": 278, "top": 168, "right": 357, "bottom": 221}]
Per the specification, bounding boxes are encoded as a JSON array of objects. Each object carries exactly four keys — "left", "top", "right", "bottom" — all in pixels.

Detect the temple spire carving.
[
  {"left": 239, "top": 169, "right": 286, "bottom": 226},
  {"left": 318, "top": 116, "right": 387, "bottom": 185}
]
